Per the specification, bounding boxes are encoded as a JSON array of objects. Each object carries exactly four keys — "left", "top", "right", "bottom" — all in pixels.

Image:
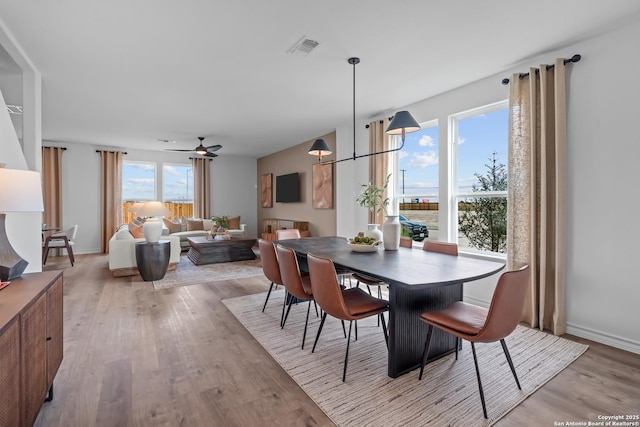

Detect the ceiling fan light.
[{"left": 195, "top": 146, "right": 208, "bottom": 155}]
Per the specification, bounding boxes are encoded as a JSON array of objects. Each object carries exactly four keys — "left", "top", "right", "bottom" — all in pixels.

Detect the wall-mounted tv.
[{"left": 276, "top": 172, "right": 300, "bottom": 203}]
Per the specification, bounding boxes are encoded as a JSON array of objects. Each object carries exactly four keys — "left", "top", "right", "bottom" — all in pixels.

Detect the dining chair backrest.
[
  {"left": 275, "top": 244, "right": 311, "bottom": 298},
  {"left": 307, "top": 253, "right": 350, "bottom": 319},
  {"left": 423, "top": 240, "right": 458, "bottom": 256},
  {"left": 49, "top": 225, "right": 78, "bottom": 244},
  {"left": 276, "top": 229, "right": 301, "bottom": 240},
  {"left": 258, "top": 239, "right": 282, "bottom": 285},
  {"left": 476, "top": 265, "right": 530, "bottom": 343},
  {"left": 399, "top": 237, "right": 413, "bottom": 248}
]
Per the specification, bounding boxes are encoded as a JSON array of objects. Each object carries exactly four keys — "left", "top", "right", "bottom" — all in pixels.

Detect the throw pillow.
[
  {"left": 129, "top": 222, "right": 144, "bottom": 238},
  {"left": 163, "top": 217, "right": 181, "bottom": 234},
  {"left": 180, "top": 216, "right": 188, "bottom": 232},
  {"left": 227, "top": 215, "right": 241, "bottom": 230},
  {"left": 187, "top": 219, "right": 204, "bottom": 231}
]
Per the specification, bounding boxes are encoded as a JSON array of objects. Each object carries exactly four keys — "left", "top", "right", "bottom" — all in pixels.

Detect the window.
[
  {"left": 396, "top": 120, "right": 439, "bottom": 242},
  {"left": 451, "top": 101, "right": 508, "bottom": 254},
  {"left": 162, "top": 164, "right": 194, "bottom": 218}
]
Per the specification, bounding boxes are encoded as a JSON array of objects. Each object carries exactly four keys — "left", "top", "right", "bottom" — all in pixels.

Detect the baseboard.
[
  {"left": 462, "top": 295, "right": 490, "bottom": 308},
  {"left": 566, "top": 323, "right": 640, "bottom": 355},
  {"left": 462, "top": 295, "right": 640, "bottom": 355}
]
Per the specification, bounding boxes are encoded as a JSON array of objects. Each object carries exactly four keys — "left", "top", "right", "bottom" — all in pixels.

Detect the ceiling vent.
[
  {"left": 287, "top": 36, "right": 320, "bottom": 57},
  {"left": 6, "top": 105, "right": 22, "bottom": 115}
]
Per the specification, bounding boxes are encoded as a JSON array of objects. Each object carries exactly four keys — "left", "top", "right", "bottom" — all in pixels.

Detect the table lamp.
[
  {"left": 135, "top": 201, "right": 171, "bottom": 243},
  {"left": 0, "top": 168, "right": 45, "bottom": 281}
]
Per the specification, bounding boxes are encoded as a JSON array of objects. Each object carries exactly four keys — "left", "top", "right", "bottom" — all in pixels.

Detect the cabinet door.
[
  {"left": 21, "top": 293, "right": 48, "bottom": 427},
  {"left": 0, "top": 319, "right": 21, "bottom": 427},
  {"left": 47, "top": 277, "right": 64, "bottom": 385}
]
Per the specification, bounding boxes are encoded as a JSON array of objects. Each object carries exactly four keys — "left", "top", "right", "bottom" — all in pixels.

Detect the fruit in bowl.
[{"left": 347, "top": 233, "right": 382, "bottom": 252}]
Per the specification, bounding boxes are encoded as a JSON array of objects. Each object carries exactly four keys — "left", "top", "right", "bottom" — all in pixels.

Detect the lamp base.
[
  {"left": 143, "top": 217, "right": 163, "bottom": 243},
  {"left": 0, "top": 213, "right": 29, "bottom": 281}
]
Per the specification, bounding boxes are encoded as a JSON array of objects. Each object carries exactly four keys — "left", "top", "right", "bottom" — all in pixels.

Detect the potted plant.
[
  {"left": 355, "top": 174, "right": 391, "bottom": 243},
  {"left": 211, "top": 215, "right": 229, "bottom": 231}
]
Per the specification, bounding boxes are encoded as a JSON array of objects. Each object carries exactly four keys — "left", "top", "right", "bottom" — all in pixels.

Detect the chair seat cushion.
[
  {"left": 301, "top": 273, "right": 313, "bottom": 295},
  {"left": 420, "top": 301, "right": 487, "bottom": 336},
  {"left": 352, "top": 272, "right": 385, "bottom": 286},
  {"left": 342, "top": 287, "right": 388, "bottom": 317}
]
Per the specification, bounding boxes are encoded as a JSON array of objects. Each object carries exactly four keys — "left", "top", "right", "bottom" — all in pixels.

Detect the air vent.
[
  {"left": 287, "top": 36, "right": 320, "bottom": 56},
  {"left": 6, "top": 105, "right": 22, "bottom": 115}
]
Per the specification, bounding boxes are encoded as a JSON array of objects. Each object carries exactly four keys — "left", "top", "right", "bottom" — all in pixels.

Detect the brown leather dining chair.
[
  {"left": 418, "top": 265, "right": 530, "bottom": 419},
  {"left": 275, "top": 244, "right": 316, "bottom": 349},
  {"left": 307, "top": 253, "right": 389, "bottom": 382},
  {"left": 258, "top": 239, "right": 283, "bottom": 313},
  {"left": 423, "top": 240, "right": 459, "bottom": 256}
]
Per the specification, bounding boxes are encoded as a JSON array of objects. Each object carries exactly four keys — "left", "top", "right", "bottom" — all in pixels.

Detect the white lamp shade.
[
  {"left": 136, "top": 201, "right": 172, "bottom": 217},
  {"left": 0, "top": 168, "right": 44, "bottom": 212},
  {"left": 127, "top": 202, "right": 143, "bottom": 214}
]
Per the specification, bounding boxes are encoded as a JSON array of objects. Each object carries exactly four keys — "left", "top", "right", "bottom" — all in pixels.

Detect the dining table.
[{"left": 276, "top": 236, "right": 505, "bottom": 378}]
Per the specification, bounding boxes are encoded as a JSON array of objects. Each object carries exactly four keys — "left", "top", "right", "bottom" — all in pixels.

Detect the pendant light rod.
[{"left": 308, "top": 56, "right": 421, "bottom": 164}]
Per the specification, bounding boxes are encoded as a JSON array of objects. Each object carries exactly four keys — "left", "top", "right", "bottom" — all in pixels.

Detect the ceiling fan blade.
[
  {"left": 205, "top": 144, "right": 222, "bottom": 152},
  {"left": 202, "top": 152, "right": 218, "bottom": 158},
  {"left": 165, "top": 149, "right": 195, "bottom": 152}
]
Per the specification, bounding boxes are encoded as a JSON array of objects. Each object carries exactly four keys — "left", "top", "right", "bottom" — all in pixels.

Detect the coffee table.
[{"left": 186, "top": 236, "right": 257, "bottom": 265}]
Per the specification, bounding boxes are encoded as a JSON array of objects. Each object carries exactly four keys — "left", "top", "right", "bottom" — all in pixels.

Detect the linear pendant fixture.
[{"left": 309, "top": 57, "right": 420, "bottom": 164}]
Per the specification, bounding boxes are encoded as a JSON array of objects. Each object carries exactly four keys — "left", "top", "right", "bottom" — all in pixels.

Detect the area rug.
[
  {"left": 223, "top": 291, "right": 588, "bottom": 427},
  {"left": 153, "top": 258, "right": 264, "bottom": 290}
]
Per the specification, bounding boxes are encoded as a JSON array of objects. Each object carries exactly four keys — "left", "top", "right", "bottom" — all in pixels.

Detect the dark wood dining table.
[{"left": 276, "top": 236, "right": 505, "bottom": 378}]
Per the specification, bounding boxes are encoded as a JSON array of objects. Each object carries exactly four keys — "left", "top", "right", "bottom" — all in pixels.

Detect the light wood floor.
[{"left": 35, "top": 254, "right": 640, "bottom": 426}]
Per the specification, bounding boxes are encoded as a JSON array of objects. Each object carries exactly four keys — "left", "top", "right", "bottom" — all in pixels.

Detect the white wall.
[
  {"left": 44, "top": 141, "right": 258, "bottom": 252},
  {"left": 334, "top": 20, "right": 640, "bottom": 354}
]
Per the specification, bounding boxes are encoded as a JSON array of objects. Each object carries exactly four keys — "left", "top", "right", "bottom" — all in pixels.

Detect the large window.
[
  {"left": 452, "top": 101, "right": 508, "bottom": 254},
  {"left": 397, "top": 120, "right": 439, "bottom": 239},
  {"left": 392, "top": 101, "right": 508, "bottom": 256},
  {"left": 162, "top": 164, "right": 194, "bottom": 218},
  {"left": 122, "top": 161, "right": 156, "bottom": 220}
]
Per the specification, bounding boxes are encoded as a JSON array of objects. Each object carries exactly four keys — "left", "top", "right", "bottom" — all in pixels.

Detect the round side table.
[{"left": 135, "top": 240, "right": 171, "bottom": 281}]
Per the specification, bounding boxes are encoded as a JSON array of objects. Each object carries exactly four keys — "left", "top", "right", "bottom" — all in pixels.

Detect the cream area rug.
[
  {"left": 153, "top": 258, "right": 264, "bottom": 290},
  {"left": 223, "top": 291, "right": 588, "bottom": 427}
]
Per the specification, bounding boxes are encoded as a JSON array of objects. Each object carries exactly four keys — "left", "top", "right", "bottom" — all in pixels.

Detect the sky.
[
  {"left": 398, "top": 107, "right": 508, "bottom": 198},
  {"left": 122, "top": 161, "right": 193, "bottom": 202}
]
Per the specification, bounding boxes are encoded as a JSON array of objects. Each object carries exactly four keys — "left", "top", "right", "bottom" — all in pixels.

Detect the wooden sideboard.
[
  {"left": 261, "top": 218, "right": 310, "bottom": 240},
  {"left": 0, "top": 270, "right": 63, "bottom": 427}
]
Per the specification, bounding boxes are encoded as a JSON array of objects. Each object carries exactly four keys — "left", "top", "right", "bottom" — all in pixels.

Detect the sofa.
[
  {"left": 164, "top": 217, "right": 246, "bottom": 251},
  {"left": 108, "top": 227, "right": 181, "bottom": 277}
]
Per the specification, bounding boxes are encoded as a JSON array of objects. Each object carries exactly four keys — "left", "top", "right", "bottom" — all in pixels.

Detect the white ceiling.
[{"left": 1, "top": 1, "right": 640, "bottom": 158}]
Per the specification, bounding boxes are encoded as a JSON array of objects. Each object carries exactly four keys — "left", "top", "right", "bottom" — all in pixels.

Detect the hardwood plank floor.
[{"left": 35, "top": 254, "right": 640, "bottom": 426}]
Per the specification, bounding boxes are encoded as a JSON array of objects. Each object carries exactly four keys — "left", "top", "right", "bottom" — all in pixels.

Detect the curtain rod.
[
  {"left": 501, "top": 54, "right": 581, "bottom": 85},
  {"left": 43, "top": 146, "right": 66, "bottom": 150},
  {"left": 95, "top": 149, "right": 128, "bottom": 154},
  {"left": 189, "top": 157, "right": 213, "bottom": 161}
]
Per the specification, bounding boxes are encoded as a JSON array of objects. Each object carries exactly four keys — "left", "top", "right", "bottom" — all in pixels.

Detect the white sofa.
[{"left": 108, "top": 227, "right": 181, "bottom": 277}]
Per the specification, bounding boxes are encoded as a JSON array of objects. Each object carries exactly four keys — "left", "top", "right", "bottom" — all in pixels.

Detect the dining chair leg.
[
  {"left": 282, "top": 296, "right": 294, "bottom": 329},
  {"left": 342, "top": 320, "right": 353, "bottom": 382},
  {"left": 280, "top": 291, "right": 289, "bottom": 327},
  {"left": 500, "top": 339, "right": 521, "bottom": 389},
  {"left": 313, "top": 300, "right": 319, "bottom": 317},
  {"left": 470, "top": 342, "right": 488, "bottom": 419},
  {"left": 302, "top": 300, "right": 312, "bottom": 349},
  {"left": 419, "top": 325, "right": 434, "bottom": 380},
  {"left": 354, "top": 320, "right": 358, "bottom": 341},
  {"left": 341, "top": 320, "right": 347, "bottom": 338},
  {"left": 262, "top": 281, "right": 275, "bottom": 312},
  {"left": 455, "top": 337, "right": 460, "bottom": 360},
  {"left": 67, "top": 243, "right": 75, "bottom": 266},
  {"left": 42, "top": 243, "right": 50, "bottom": 265},
  {"left": 312, "top": 312, "right": 328, "bottom": 353}
]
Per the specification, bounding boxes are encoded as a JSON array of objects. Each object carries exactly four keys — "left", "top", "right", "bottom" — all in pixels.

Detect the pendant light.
[{"left": 309, "top": 57, "right": 420, "bottom": 164}]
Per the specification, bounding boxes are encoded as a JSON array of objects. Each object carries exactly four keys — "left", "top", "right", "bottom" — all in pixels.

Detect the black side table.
[{"left": 135, "top": 240, "right": 171, "bottom": 281}]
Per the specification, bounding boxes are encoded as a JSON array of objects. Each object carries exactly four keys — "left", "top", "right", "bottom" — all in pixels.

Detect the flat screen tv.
[{"left": 276, "top": 172, "right": 300, "bottom": 203}]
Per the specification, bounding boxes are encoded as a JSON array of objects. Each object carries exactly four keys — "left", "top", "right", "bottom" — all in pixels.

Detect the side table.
[{"left": 135, "top": 240, "right": 171, "bottom": 281}]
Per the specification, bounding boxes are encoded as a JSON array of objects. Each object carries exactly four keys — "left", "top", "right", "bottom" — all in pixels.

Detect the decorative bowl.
[{"left": 346, "top": 240, "right": 382, "bottom": 252}]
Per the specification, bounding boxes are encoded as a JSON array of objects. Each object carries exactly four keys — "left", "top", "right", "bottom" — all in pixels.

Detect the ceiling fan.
[{"left": 165, "top": 137, "right": 222, "bottom": 157}]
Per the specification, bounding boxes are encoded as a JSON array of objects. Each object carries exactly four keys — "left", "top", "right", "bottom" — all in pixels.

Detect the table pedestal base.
[{"left": 135, "top": 240, "right": 170, "bottom": 281}]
